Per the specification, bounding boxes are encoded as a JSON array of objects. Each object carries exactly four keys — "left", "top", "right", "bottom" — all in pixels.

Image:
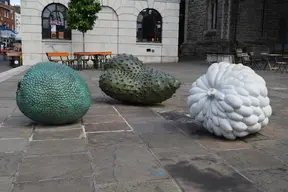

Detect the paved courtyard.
[{"left": 0, "top": 61, "right": 288, "bottom": 192}]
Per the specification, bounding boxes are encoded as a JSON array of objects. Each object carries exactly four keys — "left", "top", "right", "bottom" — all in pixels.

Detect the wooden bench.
[
  {"left": 46, "top": 52, "right": 76, "bottom": 67},
  {"left": 6, "top": 52, "right": 22, "bottom": 57}
]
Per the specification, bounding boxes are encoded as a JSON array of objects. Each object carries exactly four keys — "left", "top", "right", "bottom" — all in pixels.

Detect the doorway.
[
  {"left": 278, "top": 17, "right": 288, "bottom": 53},
  {"left": 178, "top": 0, "right": 186, "bottom": 56}
]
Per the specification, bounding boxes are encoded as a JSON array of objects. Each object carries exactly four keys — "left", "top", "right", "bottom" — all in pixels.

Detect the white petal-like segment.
[{"left": 187, "top": 62, "right": 272, "bottom": 140}]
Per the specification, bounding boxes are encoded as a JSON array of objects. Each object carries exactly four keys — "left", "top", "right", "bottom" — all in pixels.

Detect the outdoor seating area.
[
  {"left": 46, "top": 51, "right": 112, "bottom": 70},
  {"left": 234, "top": 48, "right": 288, "bottom": 73}
]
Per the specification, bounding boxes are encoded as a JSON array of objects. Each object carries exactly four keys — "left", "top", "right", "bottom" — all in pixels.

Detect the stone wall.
[
  {"left": 182, "top": 0, "right": 288, "bottom": 56},
  {"left": 21, "top": 0, "right": 180, "bottom": 65},
  {"left": 182, "top": 0, "right": 227, "bottom": 56}
]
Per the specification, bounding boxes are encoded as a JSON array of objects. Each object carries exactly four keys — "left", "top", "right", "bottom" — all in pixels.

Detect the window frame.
[
  {"left": 41, "top": 3, "right": 71, "bottom": 40},
  {"left": 136, "top": 8, "right": 162, "bottom": 43},
  {"left": 208, "top": 0, "right": 218, "bottom": 30},
  {"left": 4, "top": 10, "right": 9, "bottom": 18}
]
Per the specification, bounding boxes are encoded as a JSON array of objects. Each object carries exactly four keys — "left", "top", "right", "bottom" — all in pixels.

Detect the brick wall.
[
  {"left": 182, "top": 0, "right": 288, "bottom": 56},
  {"left": 182, "top": 0, "right": 226, "bottom": 56},
  {"left": 236, "top": 0, "right": 263, "bottom": 43},
  {"left": 182, "top": 0, "right": 206, "bottom": 55},
  {"left": 0, "top": 3, "right": 15, "bottom": 31}
]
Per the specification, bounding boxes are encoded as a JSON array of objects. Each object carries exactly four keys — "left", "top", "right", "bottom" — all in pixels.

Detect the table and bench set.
[
  {"left": 45, "top": 51, "right": 112, "bottom": 70},
  {"left": 235, "top": 49, "right": 288, "bottom": 73}
]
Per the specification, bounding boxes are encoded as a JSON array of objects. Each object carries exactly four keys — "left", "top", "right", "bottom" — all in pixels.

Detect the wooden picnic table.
[
  {"left": 6, "top": 51, "right": 22, "bottom": 67},
  {"left": 73, "top": 51, "right": 112, "bottom": 70}
]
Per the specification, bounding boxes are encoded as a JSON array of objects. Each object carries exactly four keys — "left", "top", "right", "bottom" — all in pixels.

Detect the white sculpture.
[{"left": 187, "top": 62, "right": 272, "bottom": 140}]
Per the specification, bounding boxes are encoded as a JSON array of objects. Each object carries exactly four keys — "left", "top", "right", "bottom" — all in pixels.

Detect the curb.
[{"left": 0, "top": 65, "right": 32, "bottom": 83}]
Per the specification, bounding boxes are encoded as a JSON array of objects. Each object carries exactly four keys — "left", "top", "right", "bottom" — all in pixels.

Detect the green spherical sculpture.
[
  {"left": 16, "top": 62, "right": 91, "bottom": 125},
  {"left": 99, "top": 54, "right": 181, "bottom": 105}
]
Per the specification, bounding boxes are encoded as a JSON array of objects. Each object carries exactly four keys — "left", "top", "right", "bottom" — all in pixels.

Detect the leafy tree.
[{"left": 67, "top": 0, "right": 101, "bottom": 52}]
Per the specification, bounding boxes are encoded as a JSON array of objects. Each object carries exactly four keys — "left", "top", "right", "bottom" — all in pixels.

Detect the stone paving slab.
[
  {"left": 32, "top": 128, "right": 83, "bottom": 140},
  {"left": 2, "top": 116, "right": 34, "bottom": 127},
  {"left": 0, "top": 126, "right": 33, "bottom": 139},
  {"left": 26, "top": 139, "right": 87, "bottom": 156},
  {"left": 197, "top": 138, "right": 251, "bottom": 152},
  {"left": 0, "top": 100, "right": 17, "bottom": 108},
  {"left": 86, "top": 106, "right": 118, "bottom": 116},
  {"left": 162, "top": 154, "right": 261, "bottom": 192},
  {"left": 17, "top": 153, "right": 92, "bottom": 182},
  {"left": 120, "top": 108, "right": 164, "bottom": 124},
  {"left": 217, "top": 148, "right": 285, "bottom": 171},
  {"left": 85, "top": 122, "right": 131, "bottom": 133},
  {"left": 97, "top": 180, "right": 182, "bottom": 192},
  {"left": 12, "top": 177, "right": 95, "bottom": 192},
  {"left": 140, "top": 132, "right": 202, "bottom": 149},
  {"left": 87, "top": 132, "right": 144, "bottom": 148},
  {"left": 35, "top": 121, "right": 82, "bottom": 130},
  {"left": 83, "top": 114, "right": 124, "bottom": 124},
  {"left": 241, "top": 168, "right": 288, "bottom": 192},
  {"left": 130, "top": 119, "right": 180, "bottom": 134},
  {"left": 0, "top": 138, "right": 28, "bottom": 153},
  {"left": 0, "top": 176, "right": 13, "bottom": 192},
  {"left": 250, "top": 139, "right": 288, "bottom": 163},
  {"left": 0, "top": 152, "right": 22, "bottom": 177},
  {"left": 8, "top": 110, "right": 24, "bottom": 117},
  {"left": 0, "top": 108, "right": 15, "bottom": 119},
  {"left": 90, "top": 143, "right": 169, "bottom": 184}
]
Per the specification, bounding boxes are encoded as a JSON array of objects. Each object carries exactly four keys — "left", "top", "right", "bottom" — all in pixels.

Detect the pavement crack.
[{"left": 112, "top": 146, "right": 119, "bottom": 183}]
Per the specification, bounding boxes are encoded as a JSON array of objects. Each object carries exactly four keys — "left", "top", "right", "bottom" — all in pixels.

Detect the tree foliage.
[{"left": 67, "top": 0, "right": 102, "bottom": 34}]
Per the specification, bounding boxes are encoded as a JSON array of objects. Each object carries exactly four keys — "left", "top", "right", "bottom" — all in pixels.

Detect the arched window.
[
  {"left": 137, "top": 8, "right": 162, "bottom": 43},
  {"left": 42, "top": 3, "right": 71, "bottom": 40}
]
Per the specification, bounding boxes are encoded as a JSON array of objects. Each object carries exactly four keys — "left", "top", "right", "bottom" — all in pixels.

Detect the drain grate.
[
  {"left": 157, "top": 111, "right": 210, "bottom": 137},
  {"left": 157, "top": 111, "right": 197, "bottom": 124}
]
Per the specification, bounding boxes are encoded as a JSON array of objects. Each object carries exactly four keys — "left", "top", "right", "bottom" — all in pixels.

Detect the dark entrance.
[
  {"left": 178, "top": 0, "right": 186, "bottom": 56},
  {"left": 279, "top": 18, "right": 288, "bottom": 53}
]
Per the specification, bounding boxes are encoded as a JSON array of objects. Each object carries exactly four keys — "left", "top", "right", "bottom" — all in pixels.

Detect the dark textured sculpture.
[
  {"left": 16, "top": 62, "right": 91, "bottom": 125},
  {"left": 99, "top": 54, "right": 181, "bottom": 105}
]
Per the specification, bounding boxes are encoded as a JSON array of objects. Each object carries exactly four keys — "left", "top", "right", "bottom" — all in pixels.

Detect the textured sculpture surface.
[
  {"left": 16, "top": 62, "right": 91, "bottom": 125},
  {"left": 99, "top": 54, "right": 181, "bottom": 105},
  {"left": 188, "top": 62, "right": 272, "bottom": 140}
]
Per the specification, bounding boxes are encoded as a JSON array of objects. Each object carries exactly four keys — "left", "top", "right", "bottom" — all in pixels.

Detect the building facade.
[
  {"left": 15, "top": 11, "right": 20, "bottom": 39},
  {"left": 0, "top": 2, "right": 15, "bottom": 31},
  {"left": 181, "top": 0, "right": 288, "bottom": 57},
  {"left": 21, "top": 0, "right": 180, "bottom": 65}
]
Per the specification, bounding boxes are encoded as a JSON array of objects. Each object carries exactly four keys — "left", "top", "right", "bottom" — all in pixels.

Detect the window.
[
  {"left": 208, "top": 0, "right": 217, "bottom": 30},
  {"left": 42, "top": 3, "right": 71, "bottom": 40},
  {"left": 137, "top": 8, "right": 162, "bottom": 43},
  {"left": 4, "top": 10, "right": 9, "bottom": 18}
]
